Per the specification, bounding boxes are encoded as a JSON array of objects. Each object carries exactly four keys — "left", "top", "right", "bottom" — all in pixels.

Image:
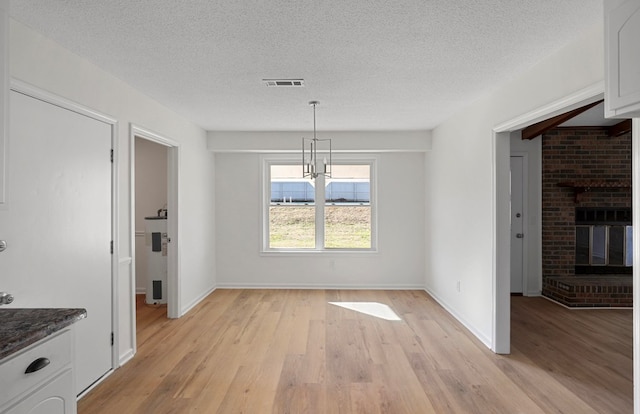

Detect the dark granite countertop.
[{"left": 0, "top": 308, "right": 87, "bottom": 360}]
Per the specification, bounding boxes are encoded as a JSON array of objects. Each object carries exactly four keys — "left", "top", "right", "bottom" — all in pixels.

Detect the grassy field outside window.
[{"left": 269, "top": 205, "right": 371, "bottom": 248}]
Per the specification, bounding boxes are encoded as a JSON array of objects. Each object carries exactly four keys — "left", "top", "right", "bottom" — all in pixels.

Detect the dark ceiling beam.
[
  {"left": 608, "top": 119, "right": 632, "bottom": 137},
  {"left": 521, "top": 99, "right": 604, "bottom": 140}
]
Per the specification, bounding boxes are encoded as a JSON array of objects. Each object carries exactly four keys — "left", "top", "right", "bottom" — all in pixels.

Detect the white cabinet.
[
  {"left": 0, "top": 0, "right": 7, "bottom": 204},
  {"left": 605, "top": 0, "right": 640, "bottom": 118},
  {"left": 0, "top": 330, "right": 77, "bottom": 414},
  {"left": 3, "top": 370, "right": 74, "bottom": 414}
]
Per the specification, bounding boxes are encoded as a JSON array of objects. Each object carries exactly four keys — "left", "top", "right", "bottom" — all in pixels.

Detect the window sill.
[{"left": 260, "top": 248, "right": 378, "bottom": 257}]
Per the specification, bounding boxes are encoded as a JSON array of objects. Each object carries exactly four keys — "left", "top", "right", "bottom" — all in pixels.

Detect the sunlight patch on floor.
[{"left": 329, "top": 302, "right": 402, "bottom": 321}]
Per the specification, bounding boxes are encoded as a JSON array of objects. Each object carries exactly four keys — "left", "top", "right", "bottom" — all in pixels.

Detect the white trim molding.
[
  {"left": 11, "top": 78, "right": 118, "bottom": 125},
  {"left": 494, "top": 81, "right": 605, "bottom": 133}
]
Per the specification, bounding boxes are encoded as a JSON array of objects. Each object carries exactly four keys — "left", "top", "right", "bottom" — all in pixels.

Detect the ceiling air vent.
[{"left": 262, "top": 79, "right": 305, "bottom": 87}]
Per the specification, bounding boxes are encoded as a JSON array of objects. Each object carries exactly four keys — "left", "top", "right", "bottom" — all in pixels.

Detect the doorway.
[
  {"left": 493, "top": 85, "right": 606, "bottom": 353},
  {"left": 130, "top": 125, "right": 180, "bottom": 353},
  {"left": 135, "top": 137, "right": 168, "bottom": 312}
]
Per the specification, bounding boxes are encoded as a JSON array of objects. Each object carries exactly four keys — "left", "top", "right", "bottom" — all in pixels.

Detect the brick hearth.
[{"left": 544, "top": 276, "right": 632, "bottom": 308}]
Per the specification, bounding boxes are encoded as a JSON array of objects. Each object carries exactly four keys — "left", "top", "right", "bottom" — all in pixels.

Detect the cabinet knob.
[
  {"left": 25, "top": 357, "right": 50, "bottom": 374},
  {"left": 0, "top": 292, "right": 13, "bottom": 305}
]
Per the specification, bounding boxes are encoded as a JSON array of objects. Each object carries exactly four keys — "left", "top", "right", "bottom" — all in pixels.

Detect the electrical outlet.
[{"left": 456, "top": 281, "right": 461, "bottom": 292}]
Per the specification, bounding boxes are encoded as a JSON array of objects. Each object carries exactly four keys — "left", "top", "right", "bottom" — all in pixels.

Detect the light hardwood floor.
[{"left": 79, "top": 290, "right": 632, "bottom": 413}]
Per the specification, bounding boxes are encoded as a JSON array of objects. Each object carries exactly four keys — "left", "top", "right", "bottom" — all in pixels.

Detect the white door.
[
  {"left": 510, "top": 156, "right": 525, "bottom": 294},
  {"left": 1, "top": 91, "right": 112, "bottom": 394}
]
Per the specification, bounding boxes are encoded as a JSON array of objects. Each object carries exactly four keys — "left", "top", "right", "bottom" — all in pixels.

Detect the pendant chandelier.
[{"left": 302, "top": 101, "right": 332, "bottom": 179}]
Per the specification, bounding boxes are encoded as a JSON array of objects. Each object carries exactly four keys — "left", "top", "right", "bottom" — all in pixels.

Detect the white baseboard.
[
  {"left": 77, "top": 369, "right": 114, "bottom": 400},
  {"left": 118, "top": 349, "right": 135, "bottom": 367},
  {"left": 215, "top": 282, "right": 425, "bottom": 290},
  {"left": 180, "top": 285, "right": 217, "bottom": 316},
  {"left": 423, "top": 287, "right": 493, "bottom": 350}
]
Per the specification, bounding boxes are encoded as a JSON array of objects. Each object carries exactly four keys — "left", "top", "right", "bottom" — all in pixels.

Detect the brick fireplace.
[{"left": 541, "top": 127, "right": 632, "bottom": 307}]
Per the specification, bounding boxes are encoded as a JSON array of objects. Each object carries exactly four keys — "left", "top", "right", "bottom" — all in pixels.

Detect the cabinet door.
[
  {"left": 605, "top": 0, "right": 640, "bottom": 117},
  {"left": 3, "top": 369, "right": 76, "bottom": 414}
]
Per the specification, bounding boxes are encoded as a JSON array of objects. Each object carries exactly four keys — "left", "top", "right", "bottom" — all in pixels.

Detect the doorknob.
[
  {"left": 0, "top": 240, "right": 6, "bottom": 252},
  {"left": 516, "top": 233, "right": 524, "bottom": 238}
]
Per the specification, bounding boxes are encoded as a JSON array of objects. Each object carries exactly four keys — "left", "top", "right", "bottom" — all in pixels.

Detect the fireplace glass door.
[{"left": 575, "top": 225, "right": 632, "bottom": 267}]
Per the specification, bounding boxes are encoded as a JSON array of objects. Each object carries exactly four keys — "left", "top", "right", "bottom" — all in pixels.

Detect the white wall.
[
  {"left": 212, "top": 131, "right": 427, "bottom": 288},
  {"left": 510, "top": 132, "right": 542, "bottom": 296},
  {"left": 9, "top": 20, "right": 216, "bottom": 364},
  {"left": 209, "top": 131, "right": 431, "bottom": 153},
  {"left": 134, "top": 138, "right": 168, "bottom": 293},
  {"left": 425, "top": 23, "right": 605, "bottom": 348}
]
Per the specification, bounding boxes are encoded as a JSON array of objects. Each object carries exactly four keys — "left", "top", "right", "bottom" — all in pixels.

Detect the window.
[{"left": 264, "top": 158, "right": 375, "bottom": 251}]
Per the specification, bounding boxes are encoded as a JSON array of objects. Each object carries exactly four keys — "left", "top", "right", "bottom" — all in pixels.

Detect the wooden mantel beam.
[{"left": 521, "top": 99, "right": 604, "bottom": 140}]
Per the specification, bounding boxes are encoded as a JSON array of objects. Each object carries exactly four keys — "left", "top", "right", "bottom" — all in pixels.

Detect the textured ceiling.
[{"left": 10, "top": 1, "right": 603, "bottom": 131}]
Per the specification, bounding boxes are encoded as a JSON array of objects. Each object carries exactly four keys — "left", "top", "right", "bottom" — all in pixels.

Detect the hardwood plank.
[
  {"left": 272, "top": 354, "right": 326, "bottom": 414},
  {"left": 299, "top": 319, "right": 327, "bottom": 384},
  {"left": 509, "top": 297, "right": 633, "bottom": 413},
  {"left": 326, "top": 318, "right": 373, "bottom": 384},
  {"left": 78, "top": 290, "right": 632, "bottom": 414},
  {"left": 373, "top": 343, "right": 438, "bottom": 413}
]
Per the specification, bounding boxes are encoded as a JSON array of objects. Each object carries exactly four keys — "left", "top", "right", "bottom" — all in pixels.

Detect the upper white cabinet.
[
  {"left": 605, "top": 0, "right": 640, "bottom": 118},
  {"left": 0, "top": 0, "right": 7, "bottom": 205}
]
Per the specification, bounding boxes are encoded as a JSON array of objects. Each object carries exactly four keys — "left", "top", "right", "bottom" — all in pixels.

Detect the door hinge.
[
  {"left": 110, "top": 149, "right": 114, "bottom": 163},
  {"left": 110, "top": 240, "right": 113, "bottom": 254},
  {"left": 111, "top": 332, "right": 114, "bottom": 346}
]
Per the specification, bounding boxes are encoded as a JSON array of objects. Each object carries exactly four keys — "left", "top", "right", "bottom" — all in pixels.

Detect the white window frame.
[{"left": 261, "top": 154, "right": 378, "bottom": 254}]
